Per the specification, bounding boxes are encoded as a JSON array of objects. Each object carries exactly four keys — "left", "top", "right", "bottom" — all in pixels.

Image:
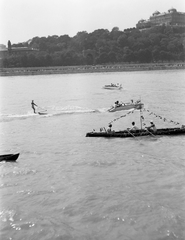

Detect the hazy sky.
[{"left": 0, "top": 0, "right": 185, "bottom": 45}]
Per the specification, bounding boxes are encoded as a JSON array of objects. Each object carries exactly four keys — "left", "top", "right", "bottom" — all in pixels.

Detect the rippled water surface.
[{"left": 0, "top": 70, "right": 185, "bottom": 240}]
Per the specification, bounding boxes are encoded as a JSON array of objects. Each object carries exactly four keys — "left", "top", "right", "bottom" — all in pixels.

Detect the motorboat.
[
  {"left": 103, "top": 83, "right": 122, "bottom": 90},
  {"left": 108, "top": 100, "right": 144, "bottom": 112}
]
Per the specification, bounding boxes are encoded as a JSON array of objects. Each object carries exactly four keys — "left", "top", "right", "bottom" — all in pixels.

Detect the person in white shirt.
[
  {"left": 107, "top": 124, "right": 112, "bottom": 132},
  {"left": 130, "top": 122, "right": 139, "bottom": 131},
  {"left": 147, "top": 121, "right": 157, "bottom": 132}
]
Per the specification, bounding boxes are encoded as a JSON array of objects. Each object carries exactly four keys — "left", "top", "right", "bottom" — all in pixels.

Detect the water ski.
[{"left": 38, "top": 111, "right": 47, "bottom": 115}]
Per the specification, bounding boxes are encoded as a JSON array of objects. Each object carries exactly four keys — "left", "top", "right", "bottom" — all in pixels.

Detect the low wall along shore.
[{"left": 0, "top": 63, "right": 185, "bottom": 76}]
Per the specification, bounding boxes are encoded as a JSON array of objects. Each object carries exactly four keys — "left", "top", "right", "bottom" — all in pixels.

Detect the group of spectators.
[{"left": 107, "top": 120, "right": 157, "bottom": 133}]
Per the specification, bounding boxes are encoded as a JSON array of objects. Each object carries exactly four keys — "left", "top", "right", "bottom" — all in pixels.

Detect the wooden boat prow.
[{"left": 0, "top": 153, "right": 20, "bottom": 162}]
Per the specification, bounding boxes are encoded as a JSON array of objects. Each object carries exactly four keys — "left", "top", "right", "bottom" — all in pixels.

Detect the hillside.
[{"left": 1, "top": 25, "right": 185, "bottom": 68}]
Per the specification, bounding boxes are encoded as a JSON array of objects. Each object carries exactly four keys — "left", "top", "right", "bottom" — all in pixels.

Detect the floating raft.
[{"left": 86, "top": 127, "right": 185, "bottom": 138}]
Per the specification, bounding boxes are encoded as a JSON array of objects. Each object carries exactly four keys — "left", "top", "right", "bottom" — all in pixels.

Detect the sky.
[{"left": 0, "top": 0, "right": 185, "bottom": 45}]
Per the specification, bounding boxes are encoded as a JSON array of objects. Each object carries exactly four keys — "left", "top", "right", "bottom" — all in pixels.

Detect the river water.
[{"left": 0, "top": 70, "right": 185, "bottom": 240}]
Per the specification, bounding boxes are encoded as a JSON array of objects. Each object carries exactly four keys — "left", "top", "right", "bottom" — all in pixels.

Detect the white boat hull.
[
  {"left": 103, "top": 84, "right": 122, "bottom": 90},
  {"left": 108, "top": 103, "right": 144, "bottom": 112}
]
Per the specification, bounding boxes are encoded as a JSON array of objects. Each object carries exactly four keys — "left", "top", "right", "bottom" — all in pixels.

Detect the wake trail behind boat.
[
  {"left": 0, "top": 112, "right": 37, "bottom": 122},
  {"left": 0, "top": 106, "right": 105, "bottom": 122}
]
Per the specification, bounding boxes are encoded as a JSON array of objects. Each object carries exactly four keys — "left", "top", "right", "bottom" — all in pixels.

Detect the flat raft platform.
[{"left": 86, "top": 127, "right": 185, "bottom": 138}]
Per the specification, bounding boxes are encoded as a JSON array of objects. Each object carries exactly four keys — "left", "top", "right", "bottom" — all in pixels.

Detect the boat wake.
[
  {"left": 0, "top": 106, "right": 105, "bottom": 122},
  {"left": 0, "top": 112, "right": 37, "bottom": 122}
]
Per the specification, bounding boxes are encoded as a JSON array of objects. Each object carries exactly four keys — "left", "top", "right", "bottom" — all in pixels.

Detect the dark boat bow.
[{"left": 0, "top": 153, "right": 20, "bottom": 162}]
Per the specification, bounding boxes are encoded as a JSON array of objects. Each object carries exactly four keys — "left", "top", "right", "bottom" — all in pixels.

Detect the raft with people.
[
  {"left": 86, "top": 107, "right": 185, "bottom": 138},
  {"left": 86, "top": 127, "right": 185, "bottom": 138}
]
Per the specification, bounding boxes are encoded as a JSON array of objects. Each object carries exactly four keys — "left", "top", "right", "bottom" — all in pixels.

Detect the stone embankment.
[{"left": 0, "top": 63, "right": 185, "bottom": 76}]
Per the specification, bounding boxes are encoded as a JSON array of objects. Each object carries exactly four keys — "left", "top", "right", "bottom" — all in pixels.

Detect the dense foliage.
[{"left": 2, "top": 25, "right": 185, "bottom": 67}]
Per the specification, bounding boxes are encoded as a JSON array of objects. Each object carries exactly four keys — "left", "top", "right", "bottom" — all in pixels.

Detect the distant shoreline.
[{"left": 0, "top": 63, "right": 185, "bottom": 76}]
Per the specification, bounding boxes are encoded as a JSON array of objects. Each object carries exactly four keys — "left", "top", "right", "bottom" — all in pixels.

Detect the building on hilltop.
[
  {"left": 136, "top": 8, "right": 185, "bottom": 29},
  {"left": 8, "top": 46, "right": 38, "bottom": 55},
  {"left": 0, "top": 46, "right": 38, "bottom": 59}
]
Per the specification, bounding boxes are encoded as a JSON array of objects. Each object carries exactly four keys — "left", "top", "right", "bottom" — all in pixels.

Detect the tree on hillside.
[
  {"left": 1, "top": 25, "right": 185, "bottom": 67},
  {"left": 117, "top": 34, "right": 127, "bottom": 48},
  {"left": 8, "top": 40, "right": 12, "bottom": 50},
  {"left": 110, "top": 27, "right": 122, "bottom": 40}
]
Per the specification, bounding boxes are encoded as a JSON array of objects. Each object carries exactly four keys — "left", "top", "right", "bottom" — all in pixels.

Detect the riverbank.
[{"left": 0, "top": 62, "right": 185, "bottom": 76}]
